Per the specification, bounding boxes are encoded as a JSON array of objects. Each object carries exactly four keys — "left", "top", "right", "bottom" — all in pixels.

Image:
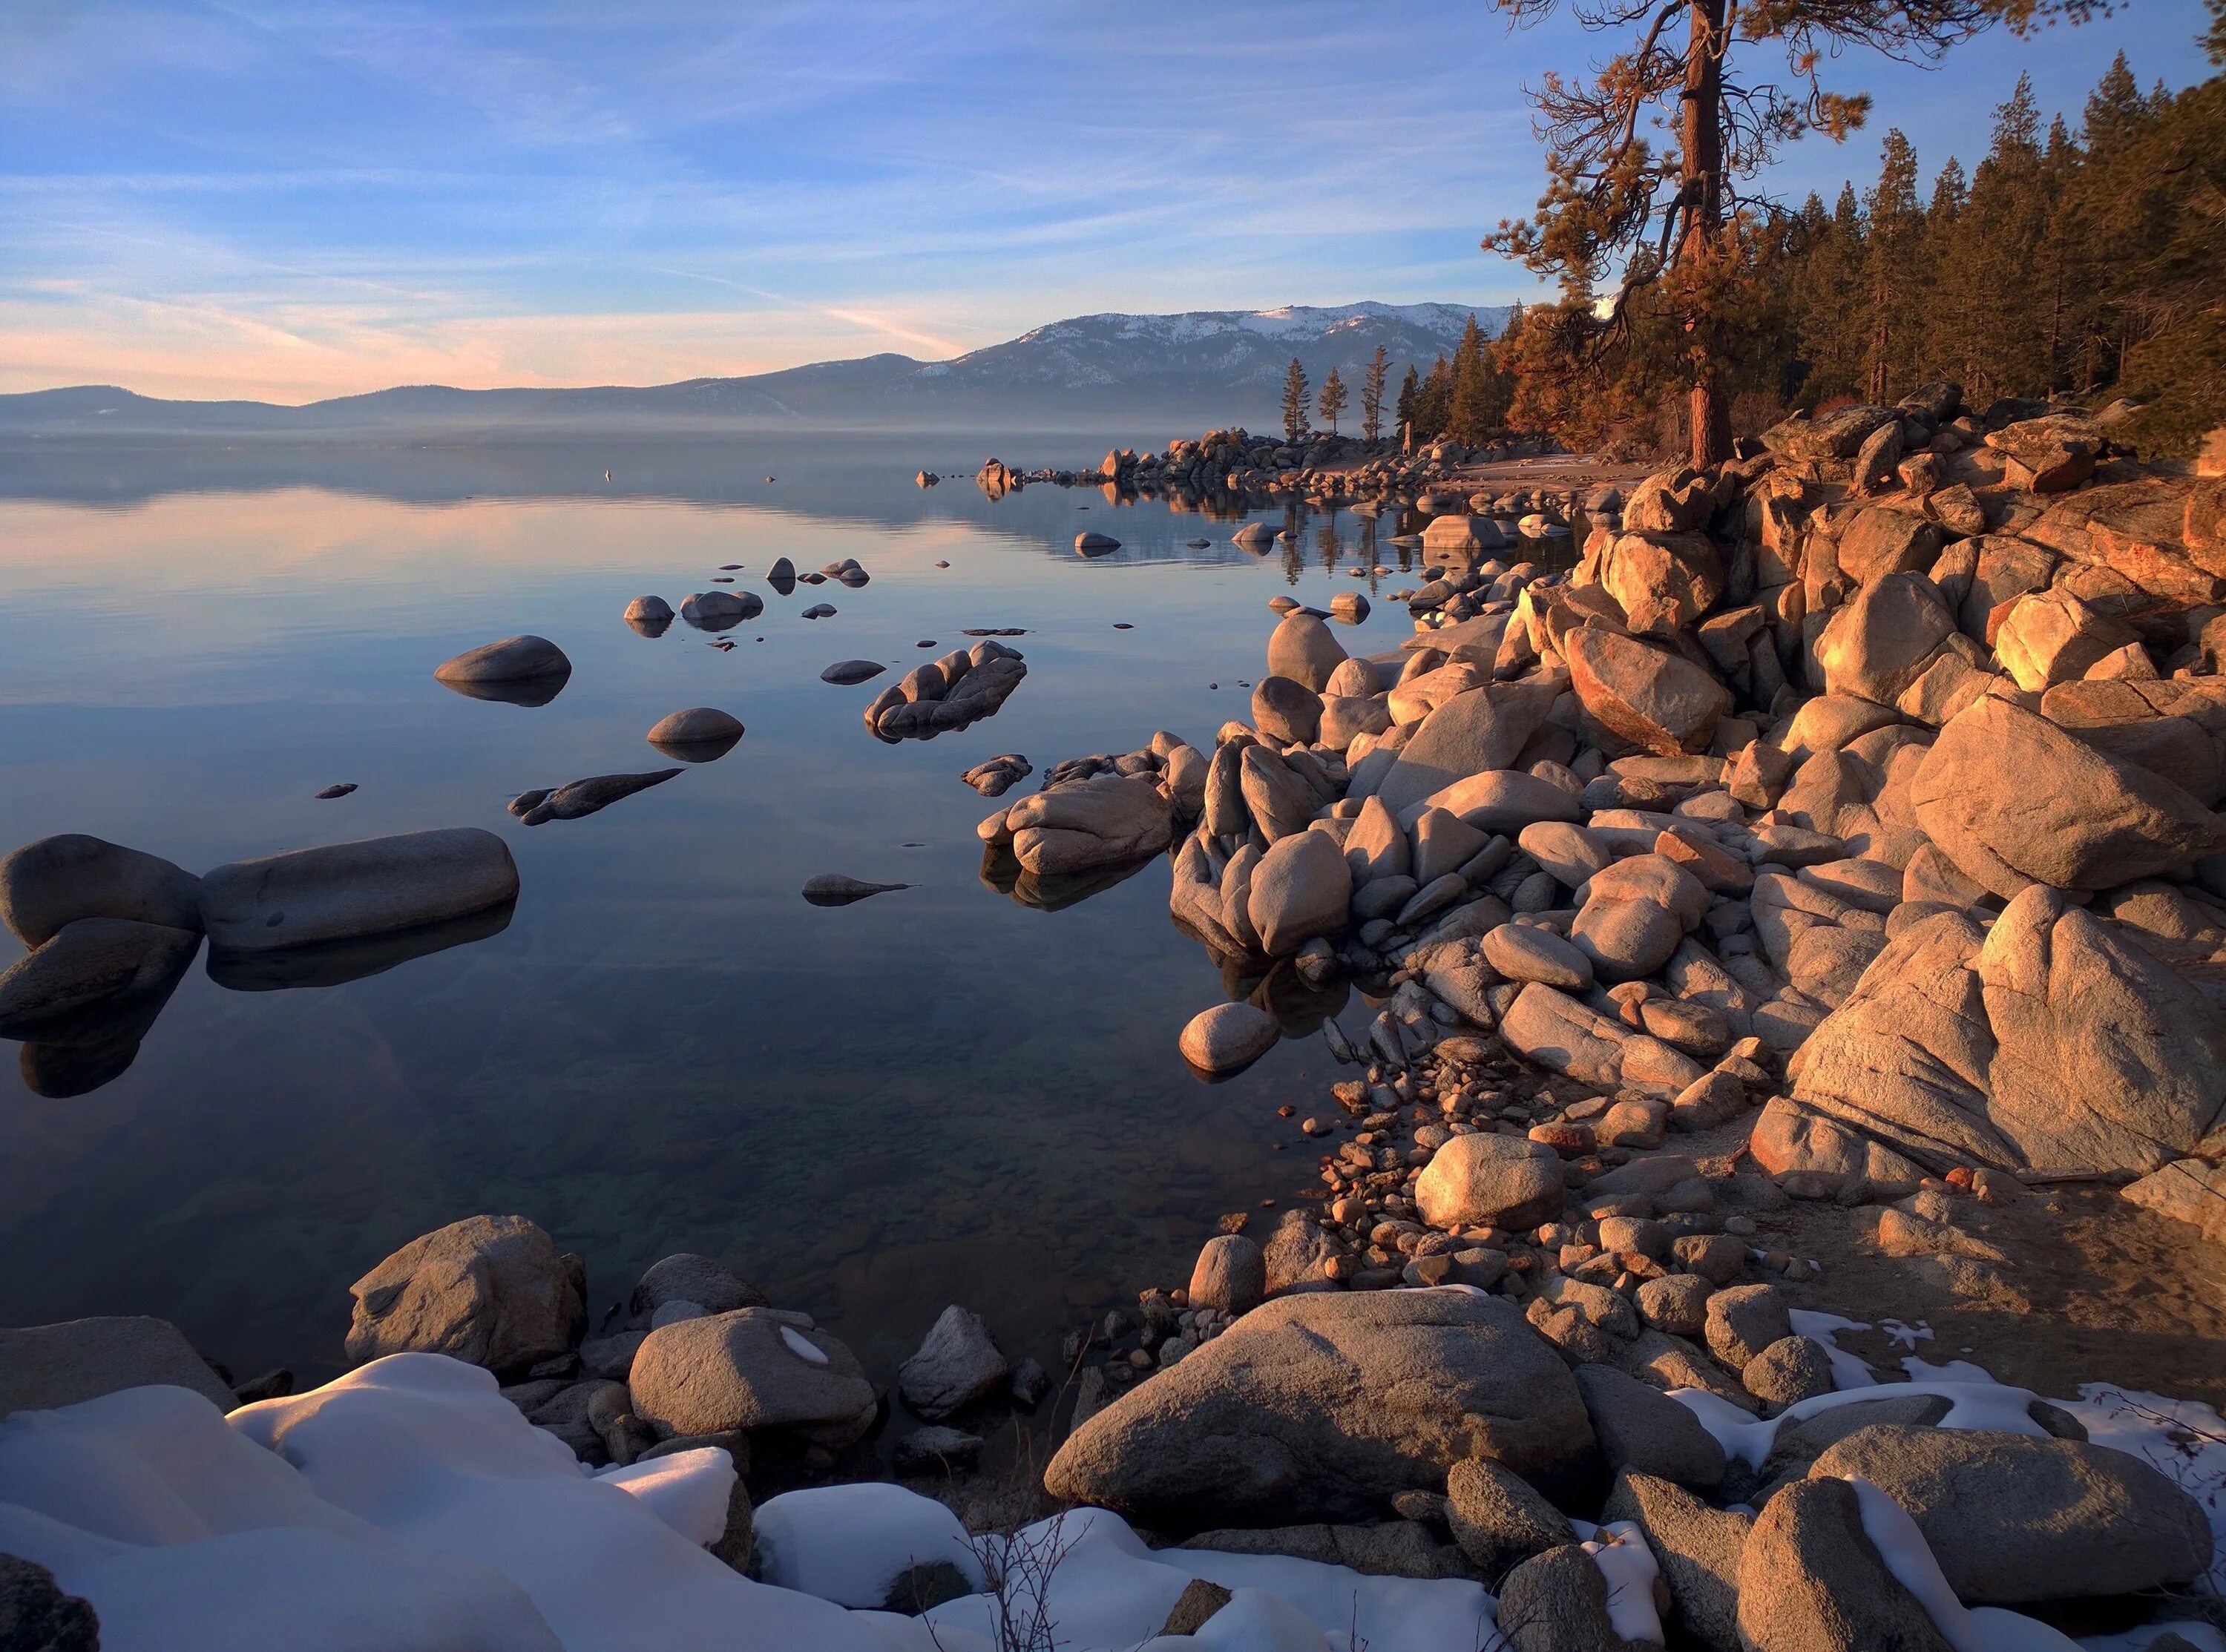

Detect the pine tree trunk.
[{"left": 1682, "top": 0, "right": 1733, "bottom": 468}]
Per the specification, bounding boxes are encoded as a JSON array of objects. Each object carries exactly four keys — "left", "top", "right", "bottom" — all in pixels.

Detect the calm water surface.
[{"left": 0, "top": 433, "right": 1450, "bottom": 1392}]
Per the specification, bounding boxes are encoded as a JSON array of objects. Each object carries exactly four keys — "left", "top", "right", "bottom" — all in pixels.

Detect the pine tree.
[
  {"left": 1862, "top": 130, "right": 1926, "bottom": 401},
  {"left": 1393, "top": 364, "right": 1421, "bottom": 438},
  {"left": 1796, "top": 184, "right": 1870, "bottom": 405},
  {"left": 1317, "top": 366, "right": 1349, "bottom": 434},
  {"left": 1480, "top": 0, "right": 2094, "bottom": 466},
  {"left": 1281, "top": 358, "right": 1311, "bottom": 443},
  {"left": 1448, "top": 312, "right": 1514, "bottom": 441},
  {"left": 1412, "top": 355, "right": 1454, "bottom": 441},
  {"left": 1361, "top": 346, "right": 1390, "bottom": 442}
]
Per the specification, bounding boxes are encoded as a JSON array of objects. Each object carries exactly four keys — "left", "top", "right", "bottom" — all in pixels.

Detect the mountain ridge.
[{"left": 0, "top": 302, "right": 1518, "bottom": 435}]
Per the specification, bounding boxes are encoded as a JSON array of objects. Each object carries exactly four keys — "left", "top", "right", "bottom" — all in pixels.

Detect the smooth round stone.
[
  {"left": 624, "top": 595, "right": 673, "bottom": 624},
  {"left": 1481, "top": 922, "right": 1594, "bottom": 990},
  {"left": 646, "top": 708, "right": 745, "bottom": 760},
  {"left": 1074, "top": 531, "right": 1121, "bottom": 555},
  {"left": 821, "top": 660, "right": 885, "bottom": 685},
  {"left": 434, "top": 634, "right": 571, "bottom": 683},
  {"left": 1179, "top": 1001, "right": 1281, "bottom": 1077}
]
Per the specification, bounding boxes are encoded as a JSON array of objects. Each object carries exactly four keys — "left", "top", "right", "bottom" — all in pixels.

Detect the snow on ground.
[{"left": 1, "top": 1347, "right": 2219, "bottom": 1651}]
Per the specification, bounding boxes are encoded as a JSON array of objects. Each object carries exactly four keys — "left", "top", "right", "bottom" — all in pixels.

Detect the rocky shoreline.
[{"left": 5, "top": 388, "right": 2226, "bottom": 1650}]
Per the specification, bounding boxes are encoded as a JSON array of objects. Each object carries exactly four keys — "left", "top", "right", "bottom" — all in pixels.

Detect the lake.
[{"left": 0, "top": 430, "right": 1446, "bottom": 1399}]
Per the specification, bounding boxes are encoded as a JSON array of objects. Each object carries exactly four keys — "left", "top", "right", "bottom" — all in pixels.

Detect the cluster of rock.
[
  {"left": 958, "top": 754, "right": 1032, "bottom": 797},
  {"left": 976, "top": 431, "right": 1587, "bottom": 523},
  {"left": 976, "top": 737, "right": 1198, "bottom": 888},
  {"left": 862, "top": 641, "right": 1028, "bottom": 741},
  {"left": 0, "top": 827, "right": 518, "bottom": 1095},
  {"left": 1037, "top": 1209, "right": 2213, "bottom": 1651}
]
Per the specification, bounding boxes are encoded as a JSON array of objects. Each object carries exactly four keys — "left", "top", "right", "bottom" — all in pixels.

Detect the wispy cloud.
[{"left": 0, "top": 0, "right": 2207, "bottom": 399}]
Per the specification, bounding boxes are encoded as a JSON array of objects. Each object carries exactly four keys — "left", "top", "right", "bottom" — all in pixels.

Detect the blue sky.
[{"left": 1, "top": 0, "right": 2210, "bottom": 401}]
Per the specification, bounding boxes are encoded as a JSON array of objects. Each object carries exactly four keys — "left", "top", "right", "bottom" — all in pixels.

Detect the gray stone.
[
  {"left": 1375, "top": 682, "right": 1561, "bottom": 817},
  {"left": 1494, "top": 1544, "right": 1658, "bottom": 1652},
  {"left": 345, "top": 1214, "right": 582, "bottom": 1372},
  {"left": 821, "top": 659, "right": 886, "bottom": 685},
  {"left": 0, "top": 918, "right": 201, "bottom": 1041},
  {"left": 1573, "top": 1363, "right": 1724, "bottom": 1489},
  {"left": 0, "top": 834, "right": 203, "bottom": 947},
  {"left": 646, "top": 708, "right": 744, "bottom": 757},
  {"left": 1742, "top": 1335, "right": 1836, "bottom": 1405},
  {"left": 1005, "top": 774, "right": 1175, "bottom": 875},
  {"left": 631, "top": 1254, "right": 766, "bottom": 1319},
  {"left": 1808, "top": 1424, "right": 2215, "bottom": 1603},
  {"left": 200, "top": 828, "right": 519, "bottom": 951},
  {"left": 1414, "top": 1133, "right": 1566, "bottom": 1230},
  {"left": 1042, "top": 1289, "right": 1597, "bottom": 1525},
  {"left": 518, "top": 769, "right": 683, "bottom": 825},
  {"left": 1738, "top": 1477, "right": 1954, "bottom": 1652},
  {"left": 1252, "top": 676, "right": 1323, "bottom": 745},
  {"left": 1602, "top": 1471, "right": 1749, "bottom": 1652},
  {"left": 1482, "top": 924, "right": 1592, "bottom": 990},
  {"left": 801, "top": 873, "right": 907, "bottom": 905},
  {"left": 1409, "top": 770, "right": 1583, "bottom": 836},
  {"left": 1632, "top": 1274, "right": 1713, "bottom": 1337},
  {"left": 1570, "top": 896, "right": 1684, "bottom": 981},
  {"left": 898, "top": 1306, "right": 1008, "bottom": 1422},
  {"left": 893, "top": 1424, "right": 984, "bottom": 1474},
  {"left": 1445, "top": 1455, "right": 1575, "bottom": 1580},
  {"left": 0, "top": 1314, "right": 235, "bottom": 1417},
  {"left": 629, "top": 1308, "right": 876, "bottom": 1444},
  {"left": 680, "top": 590, "right": 763, "bottom": 627},
  {"left": 1188, "top": 1235, "right": 1267, "bottom": 1314},
  {"left": 1159, "top": 1578, "right": 1234, "bottom": 1635},
  {"left": 623, "top": 595, "right": 673, "bottom": 625},
  {"left": 434, "top": 634, "right": 571, "bottom": 684},
  {"left": 1704, "top": 1284, "right": 1789, "bottom": 1371},
  {"left": 1180, "top": 1001, "right": 1281, "bottom": 1076}
]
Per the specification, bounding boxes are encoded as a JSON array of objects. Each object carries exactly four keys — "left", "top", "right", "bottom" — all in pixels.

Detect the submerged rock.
[
  {"left": 1179, "top": 1001, "right": 1281, "bottom": 1076},
  {"left": 646, "top": 708, "right": 745, "bottom": 760},
  {"left": 0, "top": 917, "right": 200, "bottom": 1040},
  {"left": 820, "top": 659, "right": 887, "bottom": 685},
  {"left": 680, "top": 590, "right": 764, "bottom": 631}
]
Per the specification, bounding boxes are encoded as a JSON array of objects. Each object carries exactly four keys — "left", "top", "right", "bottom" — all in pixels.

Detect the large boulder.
[
  {"left": 1240, "top": 745, "right": 1324, "bottom": 841},
  {"left": 1005, "top": 775, "right": 1174, "bottom": 875},
  {"left": 628, "top": 1308, "right": 876, "bottom": 1445},
  {"left": 344, "top": 1214, "right": 583, "bottom": 1372},
  {"left": 1911, "top": 694, "right": 2226, "bottom": 895},
  {"left": 1267, "top": 613, "right": 1348, "bottom": 692},
  {"left": 0, "top": 1315, "right": 235, "bottom": 1416},
  {"left": 1572, "top": 1363, "right": 1724, "bottom": 1489},
  {"left": 0, "top": 1556, "right": 98, "bottom": 1652},
  {"left": 1247, "top": 828, "right": 1351, "bottom": 955},
  {"left": 1564, "top": 628, "right": 1732, "bottom": 756},
  {"left": 1445, "top": 1456, "right": 1575, "bottom": 1579},
  {"left": 1601, "top": 1472, "right": 1749, "bottom": 1652},
  {"left": 1042, "top": 1289, "right": 1596, "bottom": 1525},
  {"left": 1494, "top": 1544, "right": 1659, "bottom": 1652},
  {"left": 1414, "top": 1133, "right": 1567, "bottom": 1230},
  {"left": 1598, "top": 530, "right": 1724, "bottom": 634},
  {"left": 1497, "top": 983, "right": 1706, "bottom": 1102},
  {"left": 1736, "top": 1477, "right": 1955, "bottom": 1652},
  {"left": 1787, "top": 888, "right": 2226, "bottom": 1178},
  {"left": 1834, "top": 505, "right": 1945, "bottom": 585},
  {"left": 0, "top": 834, "right": 203, "bottom": 947},
  {"left": 199, "top": 828, "right": 520, "bottom": 952},
  {"left": 1808, "top": 1424, "right": 2213, "bottom": 1603},
  {"left": 1250, "top": 677, "right": 1322, "bottom": 744},
  {"left": 1761, "top": 405, "right": 1898, "bottom": 461},
  {"left": 1815, "top": 573, "right": 1958, "bottom": 707},
  {"left": 1408, "top": 770, "right": 1583, "bottom": 836},
  {"left": 1373, "top": 682, "right": 1561, "bottom": 818}
]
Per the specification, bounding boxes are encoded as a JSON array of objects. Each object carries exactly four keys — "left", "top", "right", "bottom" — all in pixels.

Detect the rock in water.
[
  {"left": 1003, "top": 773, "right": 1172, "bottom": 875},
  {"left": 820, "top": 659, "right": 887, "bottom": 685},
  {"left": 315, "top": 783, "right": 358, "bottom": 799},
  {"left": 1074, "top": 530, "right": 1121, "bottom": 555},
  {"left": 766, "top": 556, "right": 798, "bottom": 594},
  {"left": 629, "top": 1307, "right": 876, "bottom": 1445},
  {"left": 1179, "top": 1001, "right": 1281, "bottom": 1076},
  {"left": 1232, "top": 521, "right": 1275, "bottom": 550},
  {"left": 0, "top": 917, "right": 200, "bottom": 1040},
  {"left": 518, "top": 770, "right": 684, "bottom": 825},
  {"left": 344, "top": 1214, "right": 583, "bottom": 1372},
  {"left": 0, "top": 832, "right": 203, "bottom": 946},
  {"left": 199, "top": 828, "right": 519, "bottom": 951},
  {"left": 801, "top": 874, "right": 908, "bottom": 906},
  {"left": 896, "top": 1306, "right": 1008, "bottom": 1422},
  {"left": 623, "top": 595, "right": 674, "bottom": 635},
  {"left": 433, "top": 635, "right": 572, "bottom": 705},
  {"left": 680, "top": 590, "right": 763, "bottom": 631},
  {"left": 1042, "top": 1289, "right": 1596, "bottom": 1526},
  {"left": 646, "top": 708, "right": 745, "bottom": 760},
  {"left": 0, "top": 1314, "right": 237, "bottom": 1415}
]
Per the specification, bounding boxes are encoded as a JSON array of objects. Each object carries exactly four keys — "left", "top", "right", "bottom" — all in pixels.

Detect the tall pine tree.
[{"left": 1280, "top": 358, "right": 1311, "bottom": 442}]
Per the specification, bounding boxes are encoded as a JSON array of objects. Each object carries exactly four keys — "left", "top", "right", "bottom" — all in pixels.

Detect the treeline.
[{"left": 1411, "top": 44, "right": 2223, "bottom": 461}]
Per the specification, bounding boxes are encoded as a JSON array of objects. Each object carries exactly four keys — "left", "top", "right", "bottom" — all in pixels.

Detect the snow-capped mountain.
[{"left": 0, "top": 302, "right": 1518, "bottom": 434}]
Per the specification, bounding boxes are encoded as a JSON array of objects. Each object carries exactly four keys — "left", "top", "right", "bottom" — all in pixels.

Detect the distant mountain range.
[{"left": 0, "top": 302, "right": 1517, "bottom": 436}]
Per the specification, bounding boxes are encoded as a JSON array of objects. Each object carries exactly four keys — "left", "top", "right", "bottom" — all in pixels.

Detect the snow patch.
[{"left": 1788, "top": 1309, "right": 1879, "bottom": 1390}]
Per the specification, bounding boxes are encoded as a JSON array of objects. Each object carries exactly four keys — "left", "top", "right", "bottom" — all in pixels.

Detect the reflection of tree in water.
[
  {"left": 1359, "top": 515, "right": 1379, "bottom": 573},
  {"left": 1278, "top": 502, "right": 1311, "bottom": 585},
  {"left": 1316, "top": 514, "right": 1344, "bottom": 576}
]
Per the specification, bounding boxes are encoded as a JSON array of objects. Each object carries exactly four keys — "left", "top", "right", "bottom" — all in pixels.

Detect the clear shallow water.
[{"left": 0, "top": 433, "right": 1442, "bottom": 1391}]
